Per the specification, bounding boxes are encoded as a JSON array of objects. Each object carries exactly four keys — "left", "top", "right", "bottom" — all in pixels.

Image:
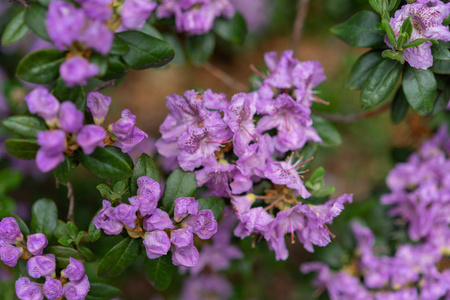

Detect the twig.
[
  {"left": 291, "top": 0, "right": 310, "bottom": 57},
  {"left": 12, "top": 0, "right": 29, "bottom": 8},
  {"left": 318, "top": 102, "right": 392, "bottom": 123},
  {"left": 92, "top": 79, "right": 116, "bottom": 92},
  {"left": 66, "top": 182, "right": 75, "bottom": 223},
  {"left": 201, "top": 62, "right": 247, "bottom": 92}
]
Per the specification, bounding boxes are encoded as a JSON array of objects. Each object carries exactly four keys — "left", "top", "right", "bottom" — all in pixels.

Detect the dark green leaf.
[
  {"left": 162, "top": 168, "right": 197, "bottom": 212},
  {"left": 140, "top": 23, "right": 163, "bottom": 39},
  {"left": 213, "top": 13, "right": 247, "bottom": 45},
  {"left": 296, "top": 143, "right": 318, "bottom": 168},
  {"left": 0, "top": 197, "right": 16, "bottom": 218},
  {"left": 186, "top": 32, "right": 216, "bottom": 66},
  {"left": 91, "top": 52, "right": 109, "bottom": 77},
  {"left": 432, "top": 88, "right": 450, "bottom": 115},
  {"left": 197, "top": 196, "right": 225, "bottom": 220},
  {"left": 404, "top": 38, "right": 438, "bottom": 49},
  {"left": 432, "top": 60, "right": 450, "bottom": 74},
  {"left": 360, "top": 58, "right": 402, "bottom": 110},
  {"left": 24, "top": 4, "right": 50, "bottom": 41},
  {"left": 391, "top": 88, "right": 409, "bottom": 124},
  {"left": 76, "top": 146, "right": 133, "bottom": 180},
  {"left": 0, "top": 169, "right": 23, "bottom": 195},
  {"left": 144, "top": 255, "right": 176, "bottom": 291},
  {"left": 88, "top": 212, "right": 101, "bottom": 242},
  {"left": 5, "top": 139, "right": 39, "bottom": 160},
  {"left": 162, "top": 34, "right": 185, "bottom": 65},
  {"left": 16, "top": 49, "right": 65, "bottom": 84},
  {"left": 387, "top": 0, "right": 401, "bottom": 13},
  {"left": 368, "top": 0, "right": 384, "bottom": 14},
  {"left": 1, "top": 116, "right": 47, "bottom": 139},
  {"left": 311, "top": 115, "right": 342, "bottom": 147},
  {"left": 12, "top": 214, "right": 30, "bottom": 237},
  {"left": 88, "top": 283, "right": 121, "bottom": 298},
  {"left": 330, "top": 11, "right": 384, "bottom": 47},
  {"left": 431, "top": 43, "right": 450, "bottom": 61},
  {"left": 130, "top": 154, "right": 160, "bottom": 196},
  {"left": 117, "top": 30, "right": 174, "bottom": 70},
  {"left": 66, "top": 222, "right": 79, "bottom": 238},
  {"left": 110, "top": 36, "right": 130, "bottom": 56},
  {"left": 53, "top": 79, "right": 87, "bottom": 111},
  {"left": 345, "top": 50, "right": 383, "bottom": 90},
  {"left": 53, "top": 220, "right": 68, "bottom": 239},
  {"left": 45, "top": 246, "right": 85, "bottom": 268},
  {"left": 314, "top": 186, "right": 336, "bottom": 198},
  {"left": 31, "top": 198, "right": 58, "bottom": 238},
  {"left": 113, "top": 180, "right": 128, "bottom": 194},
  {"left": 402, "top": 65, "right": 436, "bottom": 116},
  {"left": 53, "top": 155, "right": 72, "bottom": 184},
  {"left": 98, "top": 238, "right": 139, "bottom": 278},
  {"left": 77, "top": 245, "right": 95, "bottom": 262},
  {"left": 399, "top": 15, "right": 413, "bottom": 41},
  {"left": 382, "top": 49, "right": 405, "bottom": 64},
  {"left": 2, "top": 10, "right": 29, "bottom": 47},
  {"left": 58, "top": 235, "right": 73, "bottom": 247},
  {"left": 381, "top": 17, "right": 397, "bottom": 48},
  {"left": 98, "top": 56, "right": 129, "bottom": 81}
]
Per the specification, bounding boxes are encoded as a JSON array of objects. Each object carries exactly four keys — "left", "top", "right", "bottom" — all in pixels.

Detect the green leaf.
[
  {"left": 311, "top": 115, "right": 342, "bottom": 147},
  {"left": 2, "top": 10, "right": 29, "bottom": 47},
  {"left": 431, "top": 43, "right": 450, "bottom": 61},
  {"left": 66, "top": 222, "right": 79, "bottom": 239},
  {"left": 382, "top": 49, "right": 405, "bottom": 64},
  {"left": 144, "top": 255, "right": 176, "bottom": 291},
  {"left": 12, "top": 214, "right": 30, "bottom": 237},
  {"left": 88, "top": 212, "right": 101, "bottom": 242},
  {"left": 186, "top": 32, "right": 216, "bottom": 66},
  {"left": 53, "top": 155, "right": 72, "bottom": 184},
  {"left": 5, "top": 139, "right": 39, "bottom": 160},
  {"left": 368, "top": 0, "right": 384, "bottom": 14},
  {"left": 77, "top": 245, "right": 95, "bottom": 262},
  {"left": 345, "top": 50, "right": 383, "bottom": 90},
  {"left": 197, "top": 196, "right": 225, "bottom": 220},
  {"left": 391, "top": 88, "right": 409, "bottom": 124},
  {"left": 296, "top": 143, "right": 318, "bottom": 168},
  {"left": 117, "top": 30, "right": 174, "bottom": 70},
  {"left": 98, "top": 56, "right": 129, "bottom": 81},
  {"left": 91, "top": 52, "right": 109, "bottom": 77},
  {"left": 314, "top": 185, "right": 336, "bottom": 198},
  {"left": 402, "top": 65, "right": 436, "bottom": 116},
  {"left": 399, "top": 15, "right": 413, "bottom": 41},
  {"left": 360, "top": 58, "right": 402, "bottom": 110},
  {"left": 53, "top": 220, "right": 68, "bottom": 239},
  {"left": 98, "top": 238, "right": 139, "bottom": 278},
  {"left": 130, "top": 154, "right": 160, "bottom": 196},
  {"left": 16, "top": 49, "right": 65, "bottom": 84},
  {"left": 432, "top": 60, "right": 450, "bottom": 74},
  {"left": 140, "top": 23, "right": 163, "bottom": 39},
  {"left": 0, "top": 197, "right": 15, "bottom": 218},
  {"left": 330, "top": 11, "right": 384, "bottom": 47},
  {"left": 387, "top": 0, "right": 402, "bottom": 13},
  {"left": 0, "top": 169, "right": 23, "bottom": 195},
  {"left": 1, "top": 115, "right": 47, "bottom": 139},
  {"left": 404, "top": 38, "right": 438, "bottom": 49},
  {"left": 58, "top": 235, "right": 73, "bottom": 247},
  {"left": 381, "top": 17, "right": 397, "bottom": 48},
  {"left": 213, "top": 13, "right": 247, "bottom": 45},
  {"left": 162, "top": 34, "right": 185, "bottom": 65},
  {"left": 45, "top": 246, "right": 85, "bottom": 268},
  {"left": 110, "top": 36, "right": 130, "bottom": 56},
  {"left": 24, "top": 4, "right": 50, "bottom": 41},
  {"left": 77, "top": 146, "right": 133, "bottom": 180},
  {"left": 88, "top": 283, "right": 121, "bottom": 299},
  {"left": 162, "top": 168, "right": 197, "bottom": 212},
  {"left": 53, "top": 79, "right": 87, "bottom": 111},
  {"left": 31, "top": 198, "right": 58, "bottom": 238}
]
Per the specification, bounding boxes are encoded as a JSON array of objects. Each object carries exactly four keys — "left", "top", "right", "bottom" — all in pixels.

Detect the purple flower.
[
  {"left": 15, "top": 277, "right": 45, "bottom": 300},
  {"left": 110, "top": 109, "right": 148, "bottom": 153},
  {"left": 171, "top": 244, "right": 199, "bottom": 267},
  {"left": 170, "top": 228, "right": 194, "bottom": 248},
  {"left": 63, "top": 275, "right": 90, "bottom": 300},
  {"left": 113, "top": 127, "right": 148, "bottom": 153},
  {"left": 129, "top": 176, "right": 161, "bottom": 216},
  {"left": 143, "top": 230, "right": 171, "bottom": 259},
  {"left": 143, "top": 209, "right": 175, "bottom": 231},
  {"left": 92, "top": 200, "right": 124, "bottom": 235},
  {"left": 80, "top": 19, "right": 114, "bottom": 55},
  {"left": 387, "top": 0, "right": 450, "bottom": 69},
  {"left": 195, "top": 160, "right": 236, "bottom": 197},
  {"left": 58, "top": 101, "right": 83, "bottom": 133},
  {"left": 180, "top": 274, "right": 233, "bottom": 300},
  {"left": 234, "top": 207, "right": 273, "bottom": 239},
  {"left": 292, "top": 60, "right": 327, "bottom": 106},
  {"left": 188, "top": 209, "right": 218, "bottom": 240},
  {"left": 24, "top": 87, "right": 60, "bottom": 123},
  {"left": 26, "top": 233, "right": 48, "bottom": 256},
  {"left": 0, "top": 245, "right": 22, "bottom": 267},
  {"left": 76, "top": 125, "right": 106, "bottom": 155},
  {"left": 86, "top": 92, "right": 111, "bottom": 125},
  {"left": 60, "top": 56, "right": 99, "bottom": 87},
  {"left": 121, "top": 0, "right": 157, "bottom": 30},
  {"left": 27, "top": 254, "right": 56, "bottom": 279},
  {"left": 61, "top": 258, "right": 85, "bottom": 282},
  {"left": 76, "top": 0, "right": 113, "bottom": 21},
  {"left": 44, "top": 277, "right": 64, "bottom": 300},
  {"left": 114, "top": 204, "right": 138, "bottom": 228},
  {"left": 0, "top": 217, "right": 22, "bottom": 244},
  {"left": 174, "top": 197, "right": 199, "bottom": 222},
  {"left": 36, "top": 130, "right": 66, "bottom": 172}
]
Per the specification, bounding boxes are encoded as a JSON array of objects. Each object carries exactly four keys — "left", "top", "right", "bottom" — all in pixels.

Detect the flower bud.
[
  {"left": 0, "top": 217, "right": 22, "bottom": 244},
  {"left": 61, "top": 258, "right": 85, "bottom": 282},
  {"left": 76, "top": 125, "right": 106, "bottom": 155},
  {"left": 27, "top": 254, "right": 56, "bottom": 279},
  {"left": 143, "top": 209, "right": 174, "bottom": 231},
  {"left": 114, "top": 127, "right": 148, "bottom": 153},
  {"left": 109, "top": 109, "right": 136, "bottom": 139},
  {"left": 60, "top": 56, "right": 99, "bottom": 87},
  {"left": 185, "top": 209, "right": 218, "bottom": 240},
  {"left": 58, "top": 101, "right": 84, "bottom": 133},
  {"left": 15, "top": 277, "right": 44, "bottom": 300},
  {"left": 24, "top": 87, "right": 60, "bottom": 123},
  {"left": 44, "top": 277, "right": 64, "bottom": 300},
  {"left": 92, "top": 200, "right": 123, "bottom": 235},
  {"left": 143, "top": 230, "right": 170, "bottom": 259},
  {"left": 171, "top": 245, "right": 199, "bottom": 268},
  {"left": 174, "top": 197, "right": 199, "bottom": 222},
  {"left": 27, "top": 233, "right": 48, "bottom": 256},
  {"left": 86, "top": 92, "right": 111, "bottom": 125},
  {"left": 170, "top": 228, "right": 194, "bottom": 249},
  {"left": 0, "top": 245, "right": 23, "bottom": 267},
  {"left": 114, "top": 204, "right": 138, "bottom": 229},
  {"left": 63, "top": 274, "right": 90, "bottom": 300},
  {"left": 136, "top": 176, "right": 161, "bottom": 200}
]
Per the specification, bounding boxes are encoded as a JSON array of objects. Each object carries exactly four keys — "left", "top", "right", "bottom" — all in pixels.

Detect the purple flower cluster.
[
  {"left": 0, "top": 218, "right": 24, "bottom": 267},
  {"left": 157, "top": 0, "right": 235, "bottom": 35},
  {"left": 24, "top": 88, "right": 107, "bottom": 172},
  {"left": 156, "top": 50, "right": 350, "bottom": 260},
  {"left": 16, "top": 257, "right": 89, "bottom": 300},
  {"left": 93, "top": 176, "right": 218, "bottom": 267},
  {"left": 386, "top": 0, "right": 450, "bottom": 69}
]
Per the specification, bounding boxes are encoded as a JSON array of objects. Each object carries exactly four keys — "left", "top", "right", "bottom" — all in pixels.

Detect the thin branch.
[
  {"left": 66, "top": 182, "right": 75, "bottom": 223},
  {"left": 291, "top": 0, "right": 310, "bottom": 57},
  {"left": 12, "top": 0, "right": 29, "bottom": 8},
  {"left": 317, "top": 102, "right": 392, "bottom": 123},
  {"left": 201, "top": 62, "right": 247, "bottom": 92},
  {"left": 91, "top": 79, "right": 116, "bottom": 92}
]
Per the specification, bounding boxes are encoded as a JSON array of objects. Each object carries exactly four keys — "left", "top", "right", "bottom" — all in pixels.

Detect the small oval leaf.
[
  {"left": 402, "top": 65, "right": 437, "bottom": 116},
  {"left": 16, "top": 49, "right": 65, "bottom": 84},
  {"left": 97, "top": 238, "right": 139, "bottom": 278},
  {"left": 31, "top": 198, "right": 58, "bottom": 238},
  {"left": 162, "top": 168, "right": 197, "bottom": 213}
]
